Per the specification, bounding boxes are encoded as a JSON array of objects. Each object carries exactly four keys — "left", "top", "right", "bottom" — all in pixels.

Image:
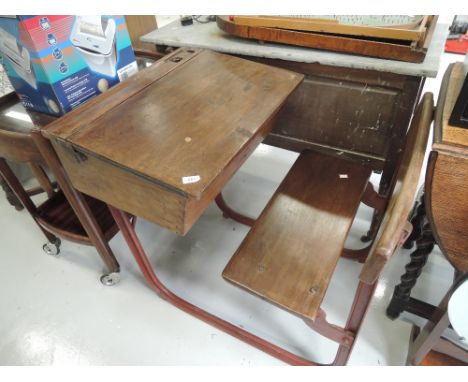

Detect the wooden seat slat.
[{"left": 223, "top": 150, "right": 371, "bottom": 321}]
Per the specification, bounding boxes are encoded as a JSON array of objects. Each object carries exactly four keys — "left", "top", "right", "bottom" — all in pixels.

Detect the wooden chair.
[
  {"left": 407, "top": 274, "right": 468, "bottom": 365},
  {"left": 1, "top": 171, "right": 57, "bottom": 210},
  {"left": 0, "top": 51, "right": 162, "bottom": 210},
  {"left": 384, "top": 63, "right": 468, "bottom": 365},
  {"left": 222, "top": 92, "right": 434, "bottom": 365},
  {"left": 0, "top": 51, "right": 162, "bottom": 284},
  {"left": 0, "top": 92, "right": 57, "bottom": 211}
]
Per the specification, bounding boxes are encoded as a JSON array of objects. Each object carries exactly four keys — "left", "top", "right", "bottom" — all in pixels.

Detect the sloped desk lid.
[{"left": 43, "top": 48, "right": 303, "bottom": 199}]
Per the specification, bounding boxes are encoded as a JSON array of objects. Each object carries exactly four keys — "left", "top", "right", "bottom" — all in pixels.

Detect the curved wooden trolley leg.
[
  {"left": 1, "top": 173, "right": 24, "bottom": 211},
  {"left": 215, "top": 193, "right": 256, "bottom": 227},
  {"left": 32, "top": 133, "right": 120, "bottom": 275},
  {"left": 361, "top": 210, "right": 381, "bottom": 243},
  {"left": 108, "top": 204, "right": 377, "bottom": 366},
  {"left": 0, "top": 158, "right": 58, "bottom": 243}
]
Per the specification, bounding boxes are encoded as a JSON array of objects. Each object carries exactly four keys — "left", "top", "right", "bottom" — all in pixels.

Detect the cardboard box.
[{"left": 0, "top": 15, "right": 137, "bottom": 116}]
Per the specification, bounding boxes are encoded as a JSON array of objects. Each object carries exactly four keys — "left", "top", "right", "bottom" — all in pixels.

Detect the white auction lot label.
[{"left": 182, "top": 175, "right": 201, "bottom": 184}]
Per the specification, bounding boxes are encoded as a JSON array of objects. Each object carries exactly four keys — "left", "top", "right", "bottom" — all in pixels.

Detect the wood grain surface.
[
  {"left": 420, "top": 350, "right": 467, "bottom": 366},
  {"left": 223, "top": 150, "right": 371, "bottom": 321},
  {"left": 46, "top": 49, "right": 302, "bottom": 199},
  {"left": 44, "top": 48, "right": 303, "bottom": 234},
  {"left": 241, "top": 55, "right": 423, "bottom": 181},
  {"left": 428, "top": 152, "right": 468, "bottom": 272},
  {"left": 124, "top": 15, "right": 158, "bottom": 52},
  {"left": 229, "top": 16, "right": 427, "bottom": 41},
  {"left": 217, "top": 16, "right": 436, "bottom": 63},
  {"left": 427, "top": 62, "right": 468, "bottom": 273}
]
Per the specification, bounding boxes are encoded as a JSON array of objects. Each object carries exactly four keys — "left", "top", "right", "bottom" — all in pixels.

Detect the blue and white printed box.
[{"left": 0, "top": 15, "right": 137, "bottom": 116}]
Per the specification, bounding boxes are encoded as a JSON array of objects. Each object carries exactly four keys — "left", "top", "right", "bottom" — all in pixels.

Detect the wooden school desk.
[
  {"left": 39, "top": 46, "right": 439, "bottom": 364},
  {"left": 36, "top": 40, "right": 443, "bottom": 364},
  {"left": 141, "top": 18, "right": 448, "bottom": 240},
  {"left": 39, "top": 48, "right": 312, "bottom": 363}
]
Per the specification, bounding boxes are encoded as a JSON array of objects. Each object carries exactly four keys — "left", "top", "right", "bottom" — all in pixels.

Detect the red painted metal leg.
[
  {"left": 108, "top": 204, "right": 378, "bottom": 366},
  {"left": 304, "top": 310, "right": 354, "bottom": 348},
  {"left": 341, "top": 246, "right": 372, "bottom": 263},
  {"left": 108, "top": 204, "right": 319, "bottom": 365},
  {"left": 215, "top": 193, "right": 256, "bottom": 227},
  {"left": 333, "top": 281, "right": 377, "bottom": 365}
]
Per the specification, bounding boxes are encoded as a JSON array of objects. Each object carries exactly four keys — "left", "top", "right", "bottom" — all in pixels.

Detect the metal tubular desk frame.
[{"left": 106, "top": 206, "right": 376, "bottom": 365}]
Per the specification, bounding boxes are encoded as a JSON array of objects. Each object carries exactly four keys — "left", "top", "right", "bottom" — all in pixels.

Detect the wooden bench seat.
[{"left": 223, "top": 150, "right": 372, "bottom": 321}]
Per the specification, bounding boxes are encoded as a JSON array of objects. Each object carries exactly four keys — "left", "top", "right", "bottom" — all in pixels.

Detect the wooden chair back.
[
  {"left": 0, "top": 128, "right": 45, "bottom": 164},
  {"left": 0, "top": 127, "right": 55, "bottom": 199},
  {"left": 360, "top": 92, "right": 434, "bottom": 284}
]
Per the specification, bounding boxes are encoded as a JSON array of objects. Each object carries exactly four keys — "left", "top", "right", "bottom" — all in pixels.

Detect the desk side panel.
[
  {"left": 51, "top": 140, "right": 187, "bottom": 234},
  {"left": 245, "top": 57, "right": 422, "bottom": 171}
]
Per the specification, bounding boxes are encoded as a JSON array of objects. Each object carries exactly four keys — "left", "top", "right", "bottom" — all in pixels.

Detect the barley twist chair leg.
[{"left": 386, "top": 212, "right": 435, "bottom": 320}]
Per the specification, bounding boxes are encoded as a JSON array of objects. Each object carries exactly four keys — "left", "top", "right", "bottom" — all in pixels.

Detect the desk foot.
[{"left": 108, "top": 204, "right": 375, "bottom": 366}]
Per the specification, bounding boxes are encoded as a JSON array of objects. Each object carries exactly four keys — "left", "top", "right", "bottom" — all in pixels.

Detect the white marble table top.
[{"left": 142, "top": 19, "right": 448, "bottom": 78}]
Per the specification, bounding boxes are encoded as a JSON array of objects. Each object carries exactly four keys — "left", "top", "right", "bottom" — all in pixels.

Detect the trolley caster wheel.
[
  {"left": 100, "top": 272, "right": 120, "bottom": 286},
  {"left": 43, "top": 239, "right": 61, "bottom": 256}
]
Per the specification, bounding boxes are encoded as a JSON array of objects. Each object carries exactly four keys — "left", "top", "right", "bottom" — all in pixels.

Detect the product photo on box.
[{"left": 0, "top": 15, "right": 137, "bottom": 116}]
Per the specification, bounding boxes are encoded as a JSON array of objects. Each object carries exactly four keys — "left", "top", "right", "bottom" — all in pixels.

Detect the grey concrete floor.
[{"left": 0, "top": 142, "right": 456, "bottom": 365}]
